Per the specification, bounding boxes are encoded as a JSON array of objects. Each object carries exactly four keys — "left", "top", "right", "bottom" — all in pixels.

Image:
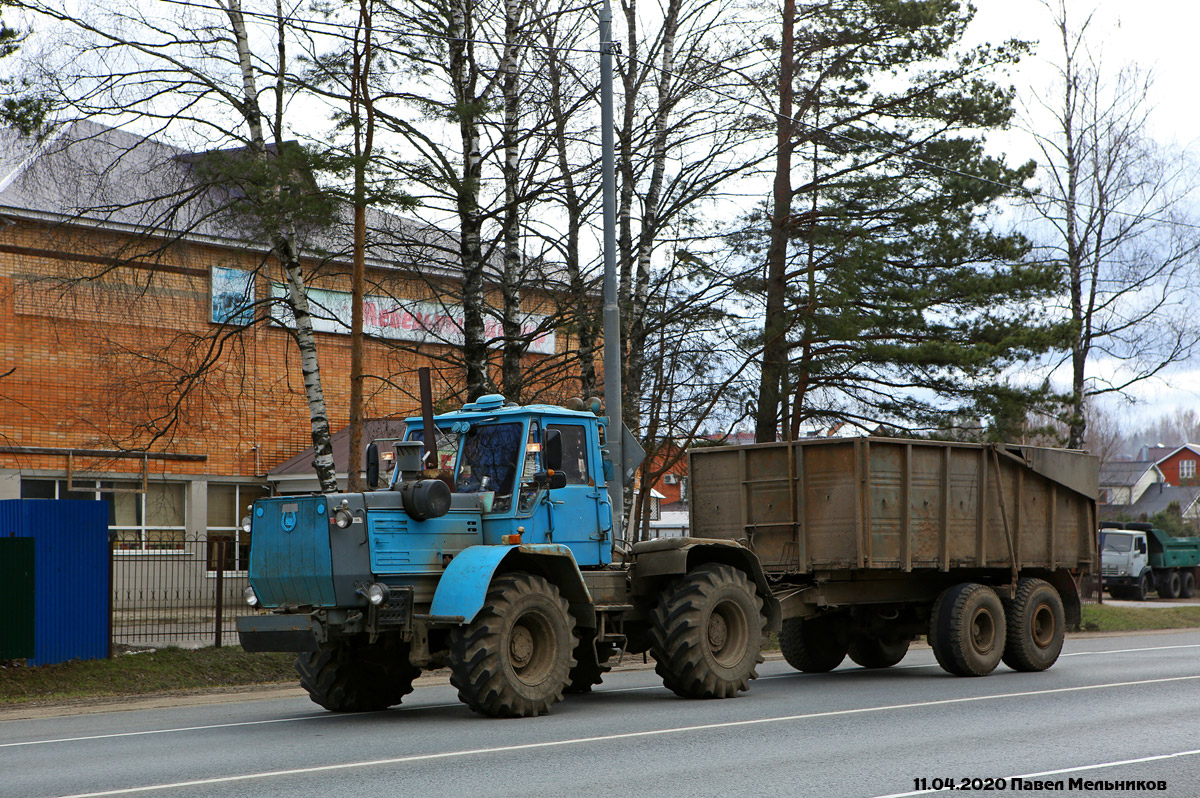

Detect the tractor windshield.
[{"left": 455, "top": 423, "right": 523, "bottom": 512}]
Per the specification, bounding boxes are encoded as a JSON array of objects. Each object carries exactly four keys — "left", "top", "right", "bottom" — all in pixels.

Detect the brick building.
[{"left": 1, "top": 121, "right": 574, "bottom": 588}]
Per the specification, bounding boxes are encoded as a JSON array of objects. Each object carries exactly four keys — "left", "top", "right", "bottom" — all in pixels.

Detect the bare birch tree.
[{"left": 1026, "top": 0, "right": 1200, "bottom": 450}]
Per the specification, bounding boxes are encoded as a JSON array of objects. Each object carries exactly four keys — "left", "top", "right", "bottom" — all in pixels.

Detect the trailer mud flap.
[{"left": 236, "top": 614, "right": 318, "bottom": 653}]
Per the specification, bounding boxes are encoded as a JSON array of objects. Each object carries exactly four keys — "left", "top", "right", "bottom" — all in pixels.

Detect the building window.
[
  {"left": 20, "top": 478, "right": 187, "bottom": 550},
  {"left": 207, "top": 483, "right": 270, "bottom": 572},
  {"left": 1181, "top": 460, "right": 1196, "bottom": 481}
]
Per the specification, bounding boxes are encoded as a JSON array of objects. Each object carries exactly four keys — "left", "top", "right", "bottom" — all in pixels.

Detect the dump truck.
[
  {"left": 688, "top": 437, "right": 1098, "bottom": 676},
  {"left": 239, "top": 421, "right": 1097, "bottom": 717},
  {"left": 1100, "top": 522, "right": 1200, "bottom": 600}
]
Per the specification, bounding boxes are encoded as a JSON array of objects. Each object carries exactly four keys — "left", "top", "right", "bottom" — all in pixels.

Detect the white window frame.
[
  {"left": 1181, "top": 460, "right": 1196, "bottom": 480},
  {"left": 206, "top": 483, "right": 269, "bottom": 575},
  {"left": 20, "top": 477, "right": 187, "bottom": 554}
]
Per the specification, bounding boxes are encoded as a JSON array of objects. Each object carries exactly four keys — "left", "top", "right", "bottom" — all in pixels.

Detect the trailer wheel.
[
  {"left": 650, "top": 563, "right": 766, "bottom": 698},
  {"left": 779, "top": 615, "right": 848, "bottom": 673},
  {"left": 929, "top": 583, "right": 1006, "bottom": 677},
  {"left": 296, "top": 639, "right": 420, "bottom": 712},
  {"left": 448, "top": 571, "right": 577, "bottom": 717},
  {"left": 1158, "top": 570, "right": 1182, "bottom": 600},
  {"left": 565, "top": 627, "right": 612, "bottom": 694},
  {"left": 1001, "top": 578, "right": 1065, "bottom": 672},
  {"left": 847, "top": 635, "right": 910, "bottom": 669},
  {"left": 1181, "top": 571, "right": 1196, "bottom": 599}
]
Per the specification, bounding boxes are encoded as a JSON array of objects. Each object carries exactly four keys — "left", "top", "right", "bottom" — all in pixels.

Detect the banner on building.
[
  {"left": 269, "top": 284, "right": 556, "bottom": 355},
  {"left": 210, "top": 266, "right": 255, "bottom": 326}
]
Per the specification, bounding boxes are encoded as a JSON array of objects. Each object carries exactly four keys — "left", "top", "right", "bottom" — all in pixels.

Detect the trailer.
[
  {"left": 1101, "top": 522, "right": 1200, "bottom": 600},
  {"left": 688, "top": 436, "right": 1098, "bottom": 675}
]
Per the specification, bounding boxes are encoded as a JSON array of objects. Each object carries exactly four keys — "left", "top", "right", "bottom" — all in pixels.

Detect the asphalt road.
[{"left": 3, "top": 630, "right": 1200, "bottom": 798}]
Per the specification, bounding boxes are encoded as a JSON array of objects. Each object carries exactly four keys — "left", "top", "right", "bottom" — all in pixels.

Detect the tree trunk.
[
  {"left": 755, "top": 0, "right": 794, "bottom": 444},
  {"left": 227, "top": 0, "right": 338, "bottom": 493}
]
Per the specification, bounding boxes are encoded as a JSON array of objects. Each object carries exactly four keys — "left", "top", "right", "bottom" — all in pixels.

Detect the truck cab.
[{"left": 1100, "top": 526, "right": 1151, "bottom": 599}]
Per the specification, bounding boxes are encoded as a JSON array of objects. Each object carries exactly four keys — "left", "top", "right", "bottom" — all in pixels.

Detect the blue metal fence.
[{"left": 0, "top": 499, "right": 110, "bottom": 665}]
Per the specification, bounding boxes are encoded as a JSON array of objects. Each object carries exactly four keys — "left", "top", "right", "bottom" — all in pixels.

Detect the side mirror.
[
  {"left": 543, "top": 428, "right": 562, "bottom": 472},
  {"left": 366, "top": 442, "right": 380, "bottom": 489}
]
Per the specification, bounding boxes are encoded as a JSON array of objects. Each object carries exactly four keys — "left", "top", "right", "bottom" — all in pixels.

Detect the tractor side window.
[
  {"left": 456, "top": 423, "right": 522, "bottom": 512},
  {"left": 548, "top": 424, "right": 589, "bottom": 485},
  {"left": 518, "top": 422, "right": 542, "bottom": 513}
]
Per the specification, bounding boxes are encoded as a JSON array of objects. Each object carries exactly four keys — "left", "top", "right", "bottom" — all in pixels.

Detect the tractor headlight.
[
  {"left": 365, "top": 582, "right": 390, "bottom": 606},
  {"left": 241, "top": 515, "right": 252, "bottom": 534},
  {"left": 334, "top": 508, "right": 354, "bottom": 529},
  {"left": 243, "top": 585, "right": 259, "bottom": 608}
]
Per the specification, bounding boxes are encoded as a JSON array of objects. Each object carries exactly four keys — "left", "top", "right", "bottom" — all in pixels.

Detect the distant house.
[
  {"left": 1124, "top": 483, "right": 1200, "bottom": 526},
  {"left": 1152, "top": 444, "right": 1200, "bottom": 487},
  {"left": 1098, "top": 460, "right": 1163, "bottom": 507}
]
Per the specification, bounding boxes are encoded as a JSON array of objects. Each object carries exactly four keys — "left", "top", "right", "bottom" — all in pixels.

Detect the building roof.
[
  {"left": 1127, "top": 484, "right": 1200, "bottom": 518},
  {"left": 269, "top": 418, "right": 410, "bottom": 479},
  {"left": 0, "top": 121, "right": 565, "bottom": 286},
  {"left": 1099, "top": 460, "right": 1160, "bottom": 488},
  {"left": 1152, "top": 444, "right": 1200, "bottom": 464}
]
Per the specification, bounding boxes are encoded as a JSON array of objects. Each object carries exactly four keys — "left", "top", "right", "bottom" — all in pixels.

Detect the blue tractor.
[{"left": 237, "top": 394, "right": 780, "bottom": 717}]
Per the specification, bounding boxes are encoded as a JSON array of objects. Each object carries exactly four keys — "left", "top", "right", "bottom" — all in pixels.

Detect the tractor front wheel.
[{"left": 449, "top": 572, "right": 577, "bottom": 717}]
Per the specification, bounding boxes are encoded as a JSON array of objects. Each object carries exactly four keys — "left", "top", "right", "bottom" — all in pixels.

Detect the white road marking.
[
  {"left": 0, "top": 703, "right": 463, "bottom": 749},
  {"left": 869, "top": 748, "right": 1200, "bottom": 798},
  {"left": 6, "top": 639, "right": 1199, "bottom": 747},
  {"left": 51, "top": 673, "right": 1200, "bottom": 798}
]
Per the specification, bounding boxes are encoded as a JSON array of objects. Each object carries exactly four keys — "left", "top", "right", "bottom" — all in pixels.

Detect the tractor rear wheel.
[
  {"left": 448, "top": 571, "right": 576, "bottom": 717},
  {"left": 1001, "top": 578, "right": 1065, "bottom": 672},
  {"left": 929, "top": 583, "right": 1006, "bottom": 677},
  {"left": 296, "top": 638, "right": 420, "bottom": 712},
  {"left": 779, "top": 615, "right": 848, "bottom": 673},
  {"left": 650, "top": 563, "right": 766, "bottom": 698}
]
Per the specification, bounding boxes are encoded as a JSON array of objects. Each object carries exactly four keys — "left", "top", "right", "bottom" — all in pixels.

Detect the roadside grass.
[
  {"left": 1080, "top": 603, "right": 1200, "bottom": 632},
  {"left": 0, "top": 647, "right": 296, "bottom": 706}
]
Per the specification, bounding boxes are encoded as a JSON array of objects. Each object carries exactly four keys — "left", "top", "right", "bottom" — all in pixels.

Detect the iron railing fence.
[{"left": 111, "top": 534, "right": 255, "bottom": 649}]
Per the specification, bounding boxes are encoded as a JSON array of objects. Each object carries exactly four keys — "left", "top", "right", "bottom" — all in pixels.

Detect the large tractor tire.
[
  {"left": 650, "top": 563, "right": 766, "bottom": 699},
  {"left": 1158, "top": 570, "right": 1182, "bottom": 600},
  {"left": 929, "top": 583, "right": 1006, "bottom": 677},
  {"left": 847, "top": 635, "right": 911, "bottom": 669},
  {"left": 448, "top": 571, "right": 577, "bottom": 717},
  {"left": 1181, "top": 571, "right": 1196, "bottom": 600},
  {"left": 565, "top": 627, "right": 613, "bottom": 694},
  {"left": 779, "top": 615, "right": 848, "bottom": 673},
  {"left": 1001, "top": 578, "right": 1066, "bottom": 672},
  {"left": 296, "top": 639, "right": 420, "bottom": 712}
]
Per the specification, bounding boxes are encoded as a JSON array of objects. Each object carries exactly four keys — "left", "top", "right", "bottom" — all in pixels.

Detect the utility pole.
[{"left": 600, "top": 0, "right": 625, "bottom": 546}]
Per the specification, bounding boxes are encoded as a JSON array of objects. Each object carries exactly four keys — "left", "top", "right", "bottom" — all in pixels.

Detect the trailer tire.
[
  {"left": 929, "top": 583, "right": 1006, "bottom": 677},
  {"left": 779, "top": 616, "right": 848, "bottom": 673},
  {"left": 565, "top": 627, "right": 612, "bottom": 694},
  {"left": 1181, "top": 571, "right": 1196, "bottom": 599},
  {"left": 847, "top": 635, "right": 910, "bottom": 669},
  {"left": 1158, "top": 570, "right": 1182, "bottom": 600},
  {"left": 650, "top": 563, "right": 766, "bottom": 698},
  {"left": 1001, "top": 578, "right": 1065, "bottom": 672},
  {"left": 296, "top": 639, "right": 420, "bottom": 712},
  {"left": 448, "top": 571, "right": 577, "bottom": 717}
]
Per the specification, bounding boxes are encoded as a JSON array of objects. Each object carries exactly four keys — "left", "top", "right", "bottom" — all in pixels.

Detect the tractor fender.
[
  {"left": 430, "top": 543, "right": 595, "bottom": 627},
  {"left": 630, "top": 537, "right": 781, "bottom": 632}
]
